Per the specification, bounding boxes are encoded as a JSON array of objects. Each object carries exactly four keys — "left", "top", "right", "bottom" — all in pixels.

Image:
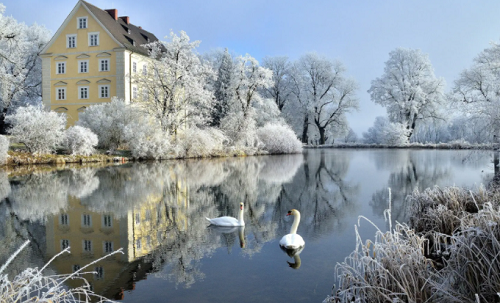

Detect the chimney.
[
  {"left": 119, "top": 16, "right": 130, "bottom": 24},
  {"left": 105, "top": 9, "right": 118, "bottom": 20}
]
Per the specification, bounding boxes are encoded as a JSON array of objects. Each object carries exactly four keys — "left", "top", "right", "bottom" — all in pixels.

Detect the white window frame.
[
  {"left": 56, "top": 62, "right": 66, "bottom": 74},
  {"left": 103, "top": 241, "right": 113, "bottom": 253},
  {"left": 88, "top": 32, "right": 99, "bottom": 46},
  {"left": 102, "top": 214, "right": 112, "bottom": 227},
  {"left": 61, "top": 239, "right": 70, "bottom": 251},
  {"left": 133, "top": 62, "right": 137, "bottom": 73},
  {"left": 82, "top": 213, "right": 92, "bottom": 227},
  {"left": 98, "top": 85, "right": 110, "bottom": 98},
  {"left": 142, "top": 89, "right": 149, "bottom": 101},
  {"left": 66, "top": 34, "right": 77, "bottom": 48},
  {"left": 56, "top": 88, "right": 66, "bottom": 100},
  {"left": 60, "top": 213, "right": 69, "bottom": 225},
  {"left": 142, "top": 64, "right": 147, "bottom": 75},
  {"left": 77, "top": 16, "right": 88, "bottom": 29},
  {"left": 99, "top": 59, "right": 109, "bottom": 72},
  {"left": 83, "top": 240, "right": 92, "bottom": 252},
  {"left": 78, "top": 86, "right": 89, "bottom": 100},
  {"left": 78, "top": 60, "right": 88, "bottom": 73}
]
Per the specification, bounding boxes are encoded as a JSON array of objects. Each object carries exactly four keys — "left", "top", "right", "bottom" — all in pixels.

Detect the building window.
[
  {"left": 73, "top": 265, "right": 81, "bottom": 273},
  {"left": 78, "top": 60, "right": 88, "bottom": 73},
  {"left": 83, "top": 240, "right": 92, "bottom": 252},
  {"left": 99, "top": 85, "right": 109, "bottom": 98},
  {"left": 142, "top": 64, "right": 147, "bottom": 75},
  {"left": 142, "top": 89, "right": 148, "bottom": 101},
  {"left": 79, "top": 86, "right": 89, "bottom": 99},
  {"left": 133, "top": 62, "right": 137, "bottom": 73},
  {"left": 56, "top": 62, "right": 66, "bottom": 74},
  {"left": 60, "top": 213, "right": 69, "bottom": 225},
  {"left": 56, "top": 88, "right": 66, "bottom": 100},
  {"left": 135, "top": 213, "right": 140, "bottom": 225},
  {"left": 89, "top": 32, "right": 99, "bottom": 46},
  {"left": 61, "top": 239, "right": 70, "bottom": 250},
  {"left": 102, "top": 214, "right": 112, "bottom": 227},
  {"left": 132, "top": 86, "right": 138, "bottom": 99},
  {"left": 67, "top": 34, "right": 76, "bottom": 48},
  {"left": 99, "top": 59, "right": 109, "bottom": 72},
  {"left": 77, "top": 17, "right": 88, "bottom": 29},
  {"left": 94, "top": 267, "right": 104, "bottom": 280},
  {"left": 82, "top": 214, "right": 92, "bottom": 227},
  {"left": 146, "top": 235, "right": 151, "bottom": 248},
  {"left": 136, "top": 239, "right": 141, "bottom": 249},
  {"left": 103, "top": 241, "right": 113, "bottom": 253}
]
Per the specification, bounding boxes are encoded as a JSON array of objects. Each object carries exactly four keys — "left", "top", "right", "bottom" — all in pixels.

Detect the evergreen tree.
[{"left": 211, "top": 48, "right": 233, "bottom": 127}]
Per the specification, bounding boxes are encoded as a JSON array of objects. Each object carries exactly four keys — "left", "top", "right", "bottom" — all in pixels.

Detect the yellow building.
[{"left": 40, "top": 0, "right": 160, "bottom": 126}]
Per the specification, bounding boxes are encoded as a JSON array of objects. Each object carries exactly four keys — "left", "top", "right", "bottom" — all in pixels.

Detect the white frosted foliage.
[
  {"left": 5, "top": 105, "right": 66, "bottom": 154},
  {"left": 0, "top": 135, "right": 8, "bottom": 164},
  {"left": 257, "top": 123, "right": 302, "bottom": 154},
  {"left": 64, "top": 126, "right": 98, "bottom": 156}
]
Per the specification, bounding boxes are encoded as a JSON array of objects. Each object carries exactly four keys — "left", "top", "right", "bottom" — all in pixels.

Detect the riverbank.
[
  {"left": 306, "top": 142, "right": 499, "bottom": 150},
  {"left": 327, "top": 184, "right": 500, "bottom": 303}
]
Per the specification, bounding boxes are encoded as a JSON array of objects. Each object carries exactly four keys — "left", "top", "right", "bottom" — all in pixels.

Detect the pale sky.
[{"left": 4, "top": 0, "right": 500, "bottom": 136}]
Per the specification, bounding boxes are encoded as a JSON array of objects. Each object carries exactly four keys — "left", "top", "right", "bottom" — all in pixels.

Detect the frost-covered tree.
[
  {"left": 77, "top": 97, "right": 141, "bottom": 150},
  {"left": 344, "top": 128, "right": 358, "bottom": 143},
  {"left": 0, "top": 4, "right": 50, "bottom": 134},
  {"left": 368, "top": 48, "right": 446, "bottom": 143},
  {"left": 5, "top": 105, "right": 66, "bottom": 154},
  {"left": 262, "top": 56, "right": 293, "bottom": 112},
  {"left": 289, "top": 53, "right": 359, "bottom": 144},
  {"left": 451, "top": 41, "right": 500, "bottom": 143},
  {"left": 132, "top": 31, "right": 214, "bottom": 136},
  {"left": 363, "top": 116, "right": 410, "bottom": 145},
  {"left": 221, "top": 54, "right": 273, "bottom": 151},
  {"left": 211, "top": 48, "right": 233, "bottom": 127},
  {"left": 257, "top": 123, "right": 302, "bottom": 154},
  {"left": 0, "top": 135, "right": 8, "bottom": 164},
  {"left": 122, "top": 120, "right": 170, "bottom": 159},
  {"left": 64, "top": 125, "right": 98, "bottom": 156}
]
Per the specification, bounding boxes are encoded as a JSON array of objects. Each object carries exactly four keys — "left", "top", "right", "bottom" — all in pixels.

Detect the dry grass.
[
  {"left": 0, "top": 240, "right": 122, "bottom": 303},
  {"left": 328, "top": 186, "right": 500, "bottom": 303}
]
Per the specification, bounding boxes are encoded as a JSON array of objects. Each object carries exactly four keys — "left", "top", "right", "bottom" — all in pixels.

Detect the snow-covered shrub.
[
  {"left": 5, "top": 105, "right": 66, "bottom": 154},
  {"left": 77, "top": 97, "right": 140, "bottom": 151},
  {"left": 123, "top": 121, "right": 170, "bottom": 159},
  {"left": 64, "top": 126, "right": 98, "bottom": 156},
  {"left": 220, "top": 109, "right": 260, "bottom": 155},
  {"left": 0, "top": 135, "right": 8, "bottom": 164},
  {"left": 363, "top": 116, "right": 410, "bottom": 145},
  {"left": 257, "top": 123, "right": 302, "bottom": 154},
  {"left": 176, "top": 127, "right": 228, "bottom": 158}
]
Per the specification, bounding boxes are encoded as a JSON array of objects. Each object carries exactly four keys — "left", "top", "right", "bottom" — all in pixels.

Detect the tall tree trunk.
[
  {"left": 0, "top": 108, "right": 9, "bottom": 135},
  {"left": 301, "top": 114, "right": 309, "bottom": 144},
  {"left": 318, "top": 126, "right": 326, "bottom": 145}
]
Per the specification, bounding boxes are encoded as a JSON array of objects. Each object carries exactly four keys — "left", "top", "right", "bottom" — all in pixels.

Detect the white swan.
[
  {"left": 279, "top": 209, "right": 305, "bottom": 249},
  {"left": 206, "top": 202, "right": 245, "bottom": 226}
]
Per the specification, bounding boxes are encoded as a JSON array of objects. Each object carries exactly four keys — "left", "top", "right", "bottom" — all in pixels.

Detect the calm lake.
[{"left": 0, "top": 148, "right": 495, "bottom": 302}]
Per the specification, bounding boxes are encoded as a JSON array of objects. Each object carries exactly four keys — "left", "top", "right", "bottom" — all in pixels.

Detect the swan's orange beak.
[
  {"left": 286, "top": 210, "right": 292, "bottom": 216},
  {"left": 240, "top": 205, "right": 243, "bottom": 210}
]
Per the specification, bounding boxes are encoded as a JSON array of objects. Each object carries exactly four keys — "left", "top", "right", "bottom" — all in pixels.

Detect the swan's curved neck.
[
  {"left": 290, "top": 212, "right": 300, "bottom": 234},
  {"left": 238, "top": 207, "right": 244, "bottom": 223}
]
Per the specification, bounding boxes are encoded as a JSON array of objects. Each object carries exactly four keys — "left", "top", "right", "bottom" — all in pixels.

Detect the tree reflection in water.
[
  {"left": 369, "top": 150, "right": 493, "bottom": 224},
  {"left": 0, "top": 151, "right": 360, "bottom": 294}
]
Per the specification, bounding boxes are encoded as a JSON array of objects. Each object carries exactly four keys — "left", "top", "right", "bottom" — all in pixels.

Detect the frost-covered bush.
[
  {"left": 220, "top": 109, "right": 260, "bottom": 155},
  {"left": 363, "top": 116, "right": 410, "bottom": 145},
  {"left": 257, "top": 123, "right": 302, "bottom": 154},
  {"left": 123, "top": 121, "right": 170, "bottom": 159},
  {"left": 64, "top": 126, "right": 98, "bottom": 156},
  {"left": 176, "top": 127, "right": 228, "bottom": 158},
  {"left": 0, "top": 135, "right": 8, "bottom": 165},
  {"left": 77, "top": 97, "right": 140, "bottom": 150},
  {"left": 5, "top": 105, "right": 66, "bottom": 154}
]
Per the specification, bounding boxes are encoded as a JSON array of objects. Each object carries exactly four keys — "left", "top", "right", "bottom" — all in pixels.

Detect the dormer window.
[{"left": 77, "top": 17, "right": 88, "bottom": 29}]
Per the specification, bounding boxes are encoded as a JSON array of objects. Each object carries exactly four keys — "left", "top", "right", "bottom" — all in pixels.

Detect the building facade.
[{"left": 40, "top": 0, "right": 160, "bottom": 126}]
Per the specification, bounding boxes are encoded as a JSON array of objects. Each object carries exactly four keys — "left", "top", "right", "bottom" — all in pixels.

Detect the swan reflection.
[
  {"left": 281, "top": 245, "right": 304, "bottom": 270},
  {"left": 208, "top": 226, "right": 246, "bottom": 250}
]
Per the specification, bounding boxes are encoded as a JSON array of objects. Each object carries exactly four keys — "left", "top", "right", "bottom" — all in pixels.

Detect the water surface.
[{"left": 0, "top": 149, "right": 494, "bottom": 302}]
